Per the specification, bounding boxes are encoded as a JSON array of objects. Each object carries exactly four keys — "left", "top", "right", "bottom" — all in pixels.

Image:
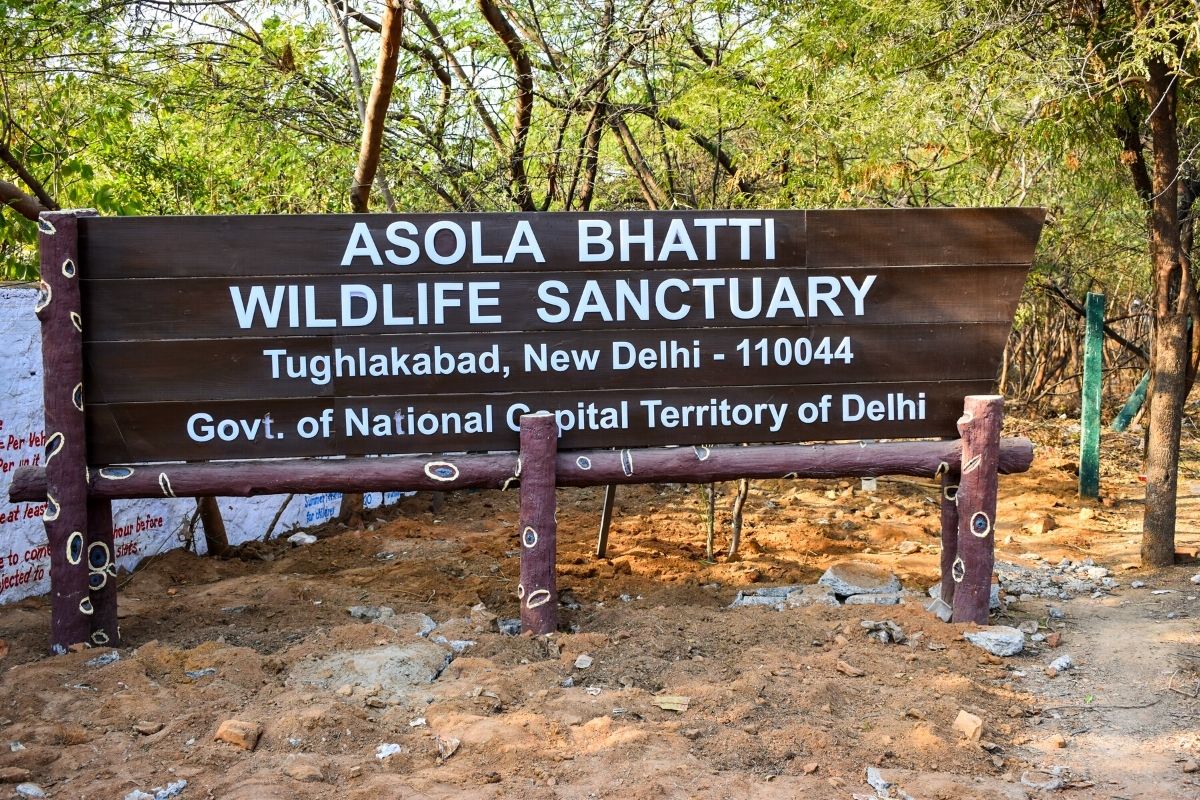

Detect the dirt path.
[{"left": 1010, "top": 574, "right": 1200, "bottom": 799}]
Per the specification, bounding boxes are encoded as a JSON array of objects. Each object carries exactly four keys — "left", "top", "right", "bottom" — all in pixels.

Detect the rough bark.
[
  {"left": 518, "top": 413, "right": 558, "bottom": 635},
  {"left": 1141, "top": 55, "right": 1188, "bottom": 567},
  {"left": 350, "top": 0, "right": 404, "bottom": 212},
  {"left": 478, "top": 0, "right": 535, "bottom": 211},
  {"left": 198, "top": 496, "right": 230, "bottom": 556}
]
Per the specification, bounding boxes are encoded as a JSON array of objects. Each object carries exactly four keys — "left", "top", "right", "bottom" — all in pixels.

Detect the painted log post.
[
  {"left": 951, "top": 395, "right": 1004, "bottom": 625},
  {"left": 86, "top": 498, "right": 119, "bottom": 646},
  {"left": 1079, "top": 291, "right": 1105, "bottom": 498},
  {"left": 595, "top": 484, "right": 616, "bottom": 558},
  {"left": 36, "top": 210, "right": 94, "bottom": 652},
  {"left": 518, "top": 412, "right": 558, "bottom": 635},
  {"left": 10, "top": 438, "right": 1035, "bottom": 503},
  {"left": 937, "top": 466, "right": 961, "bottom": 610},
  {"left": 74, "top": 209, "right": 120, "bottom": 647}
]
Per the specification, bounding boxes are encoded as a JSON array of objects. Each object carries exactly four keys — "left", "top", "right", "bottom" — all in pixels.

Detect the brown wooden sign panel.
[
  {"left": 73, "top": 208, "right": 1043, "bottom": 463},
  {"left": 84, "top": 323, "right": 1011, "bottom": 402}
]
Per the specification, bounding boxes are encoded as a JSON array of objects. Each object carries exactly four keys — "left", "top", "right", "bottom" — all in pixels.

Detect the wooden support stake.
[
  {"left": 704, "top": 483, "right": 716, "bottom": 560},
  {"left": 728, "top": 478, "right": 749, "bottom": 557},
  {"left": 938, "top": 467, "right": 960, "bottom": 608},
  {"left": 37, "top": 211, "right": 93, "bottom": 652},
  {"left": 951, "top": 395, "right": 1003, "bottom": 625},
  {"left": 1079, "top": 292, "right": 1105, "bottom": 498},
  {"left": 518, "top": 412, "right": 558, "bottom": 635},
  {"left": 595, "top": 484, "right": 616, "bottom": 558}
]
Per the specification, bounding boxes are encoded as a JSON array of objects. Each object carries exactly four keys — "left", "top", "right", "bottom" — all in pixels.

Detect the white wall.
[{"left": 0, "top": 284, "right": 399, "bottom": 603}]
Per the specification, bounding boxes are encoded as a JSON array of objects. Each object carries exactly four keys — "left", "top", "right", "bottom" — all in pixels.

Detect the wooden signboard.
[
  {"left": 18, "top": 207, "right": 1044, "bottom": 651},
  {"left": 78, "top": 208, "right": 1042, "bottom": 462}
]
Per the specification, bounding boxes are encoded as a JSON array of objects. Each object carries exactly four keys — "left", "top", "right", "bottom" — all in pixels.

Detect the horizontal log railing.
[{"left": 9, "top": 436, "right": 1032, "bottom": 502}]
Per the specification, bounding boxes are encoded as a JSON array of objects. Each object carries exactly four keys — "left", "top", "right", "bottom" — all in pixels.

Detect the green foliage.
[{"left": 0, "top": 0, "right": 1180, "bottom": 297}]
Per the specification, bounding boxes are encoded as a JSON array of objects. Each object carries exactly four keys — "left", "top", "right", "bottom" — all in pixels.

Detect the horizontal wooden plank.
[
  {"left": 77, "top": 208, "right": 1043, "bottom": 279},
  {"left": 84, "top": 323, "right": 1011, "bottom": 403},
  {"left": 806, "top": 208, "right": 1045, "bottom": 267},
  {"left": 78, "top": 211, "right": 807, "bottom": 278},
  {"left": 85, "top": 380, "right": 992, "bottom": 463},
  {"left": 81, "top": 264, "right": 1030, "bottom": 342},
  {"left": 10, "top": 438, "right": 1034, "bottom": 502}
]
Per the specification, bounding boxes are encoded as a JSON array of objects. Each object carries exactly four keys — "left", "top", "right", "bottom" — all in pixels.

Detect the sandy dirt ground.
[{"left": 0, "top": 417, "right": 1198, "bottom": 799}]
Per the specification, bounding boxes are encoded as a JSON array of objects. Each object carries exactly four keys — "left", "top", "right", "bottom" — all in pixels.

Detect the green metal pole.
[
  {"left": 1110, "top": 370, "right": 1150, "bottom": 432},
  {"left": 1080, "top": 292, "right": 1105, "bottom": 498}
]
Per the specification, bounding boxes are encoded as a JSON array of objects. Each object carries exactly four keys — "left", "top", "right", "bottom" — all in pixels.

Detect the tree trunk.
[
  {"left": 1141, "top": 55, "right": 1188, "bottom": 566},
  {"left": 349, "top": 0, "right": 404, "bottom": 212}
]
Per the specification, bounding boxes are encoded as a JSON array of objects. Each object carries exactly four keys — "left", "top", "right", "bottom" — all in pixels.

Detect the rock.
[
  {"left": 1026, "top": 514, "right": 1057, "bottom": 535},
  {"left": 1047, "top": 606, "right": 1065, "bottom": 619},
  {"left": 375, "top": 743, "right": 402, "bottom": 760},
  {"left": 1078, "top": 507, "right": 1095, "bottom": 520},
  {"left": 15, "top": 784, "right": 45, "bottom": 799},
  {"left": 864, "top": 767, "right": 891, "bottom": 796},
  {"left": 336, "top": 683, "right": 354, "bottom": 697},
  {"left": 819, "top": 562, "right": 901, "bottom": 598},
  {"left": 214, "top": 719, "right": 262, "bottom": 751},
  {"left": 125, "top": 792, "right": 154, "bottom": 800},
  {"left": 835, "top": 660, "right": 865, "bottom": 677},
  {"left": 925, "top": 597, "right": 952, "bottom": 622},
  {"left": 431, "top": 635, "right": 475, "bottom": 654},
  {"left": 84, "top": 650, "right": 120, "bottom": 667},
  {"left": 1017, "top": 620, "right": 1038, "bottom": 635},
  {"left": 436, "top": 735, "right": 461, "bottom": 763},
  {"left": 845, "top": 592, "right": 903, "bottom": 606},
  {"left": 952, "top": 710, "right": 983, "bottom": 742},
  {"left": 1048, "top": 654, "right": 1073, "bottom": 672},
  {"left": 184, "top": 667, "right": 216, "bottom": 680},
  {"left": 1045, "top": 632, "right": 1062, "bottom": 648},
  {"left": 287, "top": 532, "right": 318, "bottom": 546},
  {"left": 574, "top": 654, "right": 593, "bottom": 669},
  {"left": 347, "top": 605, "right": 394, "bottom": 621},
  {"left": 133, "top": 721, "right": 164, "bottom": 736},
  {"left": 283, "top": 757, "right": 323, "bottom": 782},
  {"left": 963, "top": 626, "right": 1025, "bottom": 657},
  {"left": 0, "top": 768, "right": 31, "bottom": 784},
  {"left": 803, "top": 762, "right": 820, "bottom": 774},
  {"left": 1084, "top": 566, "right": 1109, "bottom": 581},
  {"left": 1130, "top": 580, "right": 1146, "bottom": 589},
  {"left": 1020, "top": 767, "right": 1065, "bottom": 791},
  {"left": 897, "top": 541, "right": 921, "bottom": 555},
  {"left": 498, "top": 618, "right": 521, "bottom": 636},
  {"left": 681, "top": 728, "right": 702, "bottom": 740},
  {"left": 470, "top": 603, "right": 498, "bottom": 632},
  {"left": 1183, "top": 759, "right": 1199, "bottom": 773},
  {"left": 1049, "top": 733, "right": 1067, "bottom": 748},
  {"left": 1192, "top": 574, "right": 1200, "bottom": 585},
  {"left": 785, "top": 585, "right": 840, "bottom": 607},
  {"left": 860, "top": 619, "right": 905, "bottom": 644},
  {"left": 148, "top": 780, "right": 187, "bottom": 800},
  {"left": 288, "top": 642, "right": 453, "bottom": 703}
]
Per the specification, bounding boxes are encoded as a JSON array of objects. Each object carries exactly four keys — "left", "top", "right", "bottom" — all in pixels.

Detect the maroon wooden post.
[
  {"left": 951, "top": 395, "right": 1003, "bottom": 624},
  {"left": 518, "top": 412, "right": 558, "bottom": 635},
  {"left": 86, "top": 498, "right": 119, "bottom": 646},
  {"left": 37, "top": 211, "right": 94, "bottom": 652},
  {"left": 938, "top": 467, "right": 960, "bottom": 607}
]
